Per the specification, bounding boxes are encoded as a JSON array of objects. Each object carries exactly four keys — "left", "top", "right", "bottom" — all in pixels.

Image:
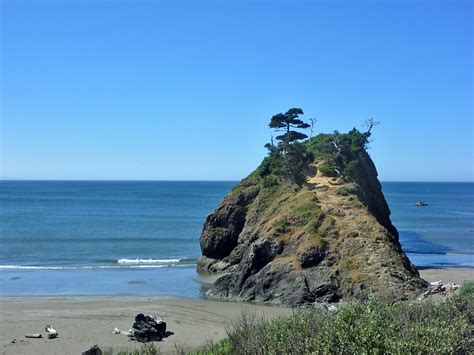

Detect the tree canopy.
[
  {"left": 261, "top": 107, "right": 378, "bottom": 186},
  {"left": 264, "top": 107, "right": 312, "bottom": 185},
  {"left": 269, "top": 108, "right": 310, "bottom": 145}
]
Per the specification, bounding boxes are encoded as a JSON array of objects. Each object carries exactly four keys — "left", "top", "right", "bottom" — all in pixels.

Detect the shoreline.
[
  {"left": 1, "top": 265, "right": 471, "bottom": 297},
  {"left": 0, "top": 268, "right": 472, "bottom": 354}
]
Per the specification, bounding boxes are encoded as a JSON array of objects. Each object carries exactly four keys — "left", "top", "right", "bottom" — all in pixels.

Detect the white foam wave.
[
  {"left": 117, "top": 258, "right": 181, "bottom": 264},
  {"left": 0, "top": 264, "right": 172, "bottom": 270}
]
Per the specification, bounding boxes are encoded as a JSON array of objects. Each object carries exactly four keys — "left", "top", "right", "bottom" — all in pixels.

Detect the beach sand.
[
  {"left": 0, "top": 268, "right": 472, "bottom": 355},
  {"left": 419, "top": 267, "right": 473, "bottom": 285},
  {"left": 0, "top": 295, "right": 292, "bottom": 355}
]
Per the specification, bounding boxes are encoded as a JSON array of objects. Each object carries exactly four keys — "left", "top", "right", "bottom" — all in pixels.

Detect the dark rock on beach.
[{"left": 129, "top": 313, "right": 169, "bottom": 342}]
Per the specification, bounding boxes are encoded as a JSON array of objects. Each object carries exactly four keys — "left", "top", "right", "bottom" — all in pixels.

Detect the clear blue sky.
[{"left": 1, "top": 0, "right": 472, "bottom": 181}]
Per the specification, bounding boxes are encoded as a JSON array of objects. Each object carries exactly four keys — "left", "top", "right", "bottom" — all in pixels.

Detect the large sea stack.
[{"left": 198, "top": 130, "right": 427, "bottom": 306}]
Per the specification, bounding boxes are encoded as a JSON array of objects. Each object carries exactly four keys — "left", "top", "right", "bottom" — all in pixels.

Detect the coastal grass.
[{"left": 191, "top": 285, "right": 474, "bottom": 354}]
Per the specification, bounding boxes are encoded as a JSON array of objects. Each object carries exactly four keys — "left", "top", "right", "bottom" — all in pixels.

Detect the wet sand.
[{"left": 0, "top": 268, "right": 472, "bottom": 355}]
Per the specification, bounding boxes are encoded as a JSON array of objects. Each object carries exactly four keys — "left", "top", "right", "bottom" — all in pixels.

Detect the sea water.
[
  {"left": 0, "top": 181, "right": 472, "bottom": 296},
  {"left": 0, "top": 181, "right": 234, "bottom": 296},
  {"left": 384, "top": 182, "right": 473, "bottom": 268}
]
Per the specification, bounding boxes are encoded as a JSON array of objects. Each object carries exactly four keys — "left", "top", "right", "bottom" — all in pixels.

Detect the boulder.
[{"left": 129, "top": 313, "right": 167, "bottom": 342}]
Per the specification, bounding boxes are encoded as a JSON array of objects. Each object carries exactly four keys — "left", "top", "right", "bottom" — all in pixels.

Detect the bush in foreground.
[{"left": 194, "top": 286, "right": 473, "bottom": 354}]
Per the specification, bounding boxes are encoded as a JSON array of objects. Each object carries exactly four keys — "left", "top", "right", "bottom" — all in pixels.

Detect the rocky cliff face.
[{"left": 197, "top": 134, "right": 427, "bottom": 307}]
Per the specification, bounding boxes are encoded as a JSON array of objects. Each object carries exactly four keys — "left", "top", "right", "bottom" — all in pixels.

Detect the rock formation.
[{"left": 198, "top": 132, "right": 428, "bottom": 306}]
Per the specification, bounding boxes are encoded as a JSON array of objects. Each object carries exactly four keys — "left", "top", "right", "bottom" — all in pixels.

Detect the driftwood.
[
  {"left": 417, "top": 280, "right": 459, "bottom": 299},
  {"left": 25, "top": 334, "right": 42, "bottom": 339}
]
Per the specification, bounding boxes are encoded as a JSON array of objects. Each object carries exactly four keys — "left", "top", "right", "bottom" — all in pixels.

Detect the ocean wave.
[
  {"left": 446, "top": 210, "right": 474, "bottom": 217},
  {"left": 117, "top": 258, "right": 181, "bottom": 264},
  {"left": 405, "top": 251, "right": 447, "bottom": 255},
  {"left": 0, "top": 264, "right": 193, "bottom": 270}
]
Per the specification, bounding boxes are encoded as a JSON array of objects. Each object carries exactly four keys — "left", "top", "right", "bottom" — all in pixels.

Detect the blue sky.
[{"left": 1, "top": 0, "right": 472, "bottom": 181}]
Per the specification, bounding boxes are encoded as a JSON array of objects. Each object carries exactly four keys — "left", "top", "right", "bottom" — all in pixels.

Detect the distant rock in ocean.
[{"left": 197, "top": 130, "right": 428, "bottom": 306}]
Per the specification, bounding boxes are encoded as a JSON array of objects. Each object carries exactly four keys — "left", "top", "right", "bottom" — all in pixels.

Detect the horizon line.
[{"left": 1, "top": 179, "right": 473, "bottom": 183}]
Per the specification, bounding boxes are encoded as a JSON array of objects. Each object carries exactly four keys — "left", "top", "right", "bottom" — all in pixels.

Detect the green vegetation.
[
  {"left": 345, "top": 195, "right": 365, "bottom": 209},
  {"left": 305, "top": 219, "right": 327, "bottom": 245},
  {"left": 260, "top": 175, "right": 278, "bottom": 188},
  {"left": 292, "top": 201, "right": 317, "bottom": 221},
  {"left": 255, "top": 107, "right": 378, "bottom": 189},
  {"left": 268, "top": 108, "right": 310, "bottom": 147},
  {"left": 459, "top": 281, "right": 474, "bottom": 298},
  {"left": 192, "top": 289, "right": 474, "bottom": 354},
  {"left": 104, "top": 285, "right": 473, "bottom": 355},
  {"left": 273, "top": 218, "right": 290, "bottom": 234},
  {"left": 264, "top": 108, "right": 313, "bottom": 185},
  {"left": 306, "top": 128, "right": 373, "bottom": 180},
  {"left": 342, "top": 257, "right": 354, "bottom": 269},
  {"left": 256, "top": 152, "right": 286, "bottom": 182},
  {"left": 318, "top": 161, "right": 340, "bottom": 177},
  {"left": 335, "top": 183, "right": 358, "bottom": 196}
]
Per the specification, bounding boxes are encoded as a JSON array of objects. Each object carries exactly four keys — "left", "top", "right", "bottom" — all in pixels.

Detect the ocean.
[
  {"left": 383, "top": 182, "right": 473, "bottom": 269},
  {"left": 0, "top": 181, "right": 472, "bottom": 297}
]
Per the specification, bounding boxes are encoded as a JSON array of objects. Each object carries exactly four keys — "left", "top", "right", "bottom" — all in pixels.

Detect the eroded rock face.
[
  {"left": 297, "top": 245, "right": 326, "bottom": 268},
  {"left": 200, "top": 185, "right": 259, "bottom": 260},
  {"left": 197, "top": 151, "right": 428, "bottom": 307}
]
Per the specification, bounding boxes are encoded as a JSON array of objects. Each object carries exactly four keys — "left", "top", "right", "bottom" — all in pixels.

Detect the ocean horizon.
[{"left": 0, "top": 180, "right": 472, "bottom": 297}]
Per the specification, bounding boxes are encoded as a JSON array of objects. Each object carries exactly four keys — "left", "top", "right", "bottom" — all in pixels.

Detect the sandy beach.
[
  {"left": 0, "top": 295, "right": 292, "bottom": 355},
  {"left": 0, "top": 268, "right": 472, "bottom": 355},
  {"left": 419, "top": 267, "right": 474, "bottom": 285}
]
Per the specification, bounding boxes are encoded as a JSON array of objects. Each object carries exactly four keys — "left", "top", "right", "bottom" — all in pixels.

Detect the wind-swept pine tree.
[
  {"left": 267, "top": 108, "right": 312, "bottom": 185},
  {"left": 269, "top": 108, "right": 310, "bottom": 148}
]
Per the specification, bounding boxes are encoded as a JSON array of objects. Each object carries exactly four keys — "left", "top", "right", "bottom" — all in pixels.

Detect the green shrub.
[
  {"left": 459, "top": 281, "right": 474, "bottom": 299},
  {"left": 342, "top": 257, "right": 353, "bottom": 270},
  {"left": 307, "top": 130, "right": 371, "bottom": 181},
  {"left": 198, "top": 293, "right": 473, "bottom": 354},
  {"left": 344, "top": 160, "right": 362, "bottom": 181},
  {"left": 318, "top": 162, "right": 339, "bottom": 177},
  {"left": 256, "top": 152, "right": 286, "bottom": 179},
  {"left": 292, "top": 201, "right": 318, "bottom": 221},
  {"left": 260, "top": 175, "right": 278, "bottom": 188},
  {"left": 273, "top": 218, "right": 290, "bottom": 234},
  {"left": 335, "top": 183, "right": 358, "bottom": 196}
]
